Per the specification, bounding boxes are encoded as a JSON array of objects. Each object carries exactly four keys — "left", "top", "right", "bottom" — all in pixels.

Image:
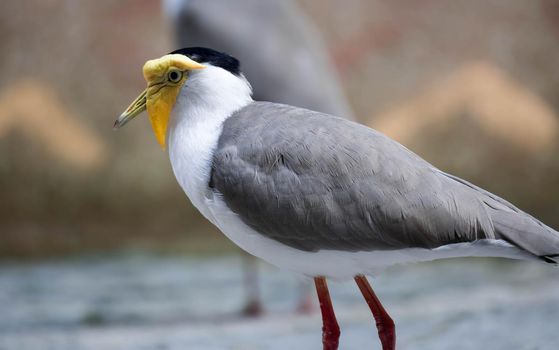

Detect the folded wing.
[{"left": 211, "top": 102, "right": 559, "bottom": 261}]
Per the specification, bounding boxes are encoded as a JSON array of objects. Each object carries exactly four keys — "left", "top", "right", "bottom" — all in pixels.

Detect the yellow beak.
[{"left": 114, "top": 89, "right": 147, "bottom": 129}]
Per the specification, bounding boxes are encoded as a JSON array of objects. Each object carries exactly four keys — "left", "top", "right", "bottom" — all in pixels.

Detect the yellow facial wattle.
[
  {"left": 144, "top": 72, "right": 183, "bottom": 148},
  {"left": 114, "top": 54, "right": 206, "bottom": 148}
]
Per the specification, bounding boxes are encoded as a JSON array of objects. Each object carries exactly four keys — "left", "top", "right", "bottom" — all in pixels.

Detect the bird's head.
[{"left": 114, "top": 47, "right": 246, "bottom": 148}]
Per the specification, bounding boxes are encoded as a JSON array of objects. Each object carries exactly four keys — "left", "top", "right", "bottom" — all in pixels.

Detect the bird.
[
  {"left": 114, "top": 47, "right": 559, "bottom": 350},
  {"left": 164, "top": 0, "right": 355, "bottom": 316}
]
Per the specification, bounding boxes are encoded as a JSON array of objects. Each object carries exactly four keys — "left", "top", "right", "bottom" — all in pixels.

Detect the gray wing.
[{"left": 211, "top": 102, "right": 559, "bottom": 260}]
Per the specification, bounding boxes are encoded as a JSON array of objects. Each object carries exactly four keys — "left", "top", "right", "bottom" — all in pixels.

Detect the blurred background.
[{"left": 1, "top": 1, "right": 559, "bottom": 349}]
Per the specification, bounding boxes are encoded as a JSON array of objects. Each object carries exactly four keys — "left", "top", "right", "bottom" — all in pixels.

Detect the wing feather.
[{"left": 211, "top": 102, "right": 559, "bottom": 258}]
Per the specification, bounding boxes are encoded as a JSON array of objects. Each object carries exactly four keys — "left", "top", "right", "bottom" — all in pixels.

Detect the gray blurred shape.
[{"left": 164, "top": 0, "right": 354, "bottom": 119}]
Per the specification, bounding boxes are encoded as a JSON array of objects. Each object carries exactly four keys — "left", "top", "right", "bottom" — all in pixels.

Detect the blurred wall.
[
  {"left": 0, "top": 0, "right": 211, "bottom": 258},
  {"left": 0, "top": 0, "right": 558, "bottom": 258}
]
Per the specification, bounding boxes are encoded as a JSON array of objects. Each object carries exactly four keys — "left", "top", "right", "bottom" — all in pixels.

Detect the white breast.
[
  {"left": 168, "top": 65, "right": 252, "bottom": 224},
  {"left": 168, "top": 114, "right": 219, "bottom": 223}
]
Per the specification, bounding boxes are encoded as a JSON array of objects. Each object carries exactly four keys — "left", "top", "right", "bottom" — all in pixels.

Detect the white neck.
[
  {"left": 167, "top": 65, "right": 253, "bottom": 222},
  {"left": 174, "top": 65, "right": 253, "bottom": 125}
]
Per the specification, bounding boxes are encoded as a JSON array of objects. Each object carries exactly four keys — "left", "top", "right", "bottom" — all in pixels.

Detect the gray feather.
[{"left": 210, "top": 102, "right": 559, "bottom": 260}]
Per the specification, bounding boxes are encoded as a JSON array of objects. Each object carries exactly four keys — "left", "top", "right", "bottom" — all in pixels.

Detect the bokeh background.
[{"left": 1, "top": 1, "right": 559, "bottom": 349}]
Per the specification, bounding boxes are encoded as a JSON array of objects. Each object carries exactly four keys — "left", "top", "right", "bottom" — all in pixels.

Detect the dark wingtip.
[{"left": 540, "top": 254, "right": 559, "bottom": 264}]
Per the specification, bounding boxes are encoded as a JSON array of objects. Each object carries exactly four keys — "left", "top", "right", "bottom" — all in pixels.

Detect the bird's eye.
[{"left": 167, "top": 70, "right": 183, "bottom": 83}]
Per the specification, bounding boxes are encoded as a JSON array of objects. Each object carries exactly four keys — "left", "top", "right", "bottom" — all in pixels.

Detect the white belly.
[{"left": 205, "top": 195, "right": 534, "bottom": 279}]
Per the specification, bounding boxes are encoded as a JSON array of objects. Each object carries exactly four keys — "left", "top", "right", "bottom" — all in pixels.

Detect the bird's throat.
[{"left": 146, "top": 84, "right": 182, "bottom": 148}]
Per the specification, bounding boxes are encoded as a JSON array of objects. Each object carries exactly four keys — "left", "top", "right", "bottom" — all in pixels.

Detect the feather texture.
[{"left": 210, "top": 102, "right": 559, "bottom": 261}]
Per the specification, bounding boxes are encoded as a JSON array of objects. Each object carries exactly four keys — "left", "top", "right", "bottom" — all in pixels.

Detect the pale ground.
[{"left": 0, "top": 254, "right": 558, "bottom": 350}]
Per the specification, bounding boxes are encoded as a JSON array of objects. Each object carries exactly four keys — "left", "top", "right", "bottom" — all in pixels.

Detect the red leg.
[
  {"left": 354, "top": 275, "right": 395, "bottom": 350},
  {"left": 314, "top": 277, "right": 340, "bottom": 350}
]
